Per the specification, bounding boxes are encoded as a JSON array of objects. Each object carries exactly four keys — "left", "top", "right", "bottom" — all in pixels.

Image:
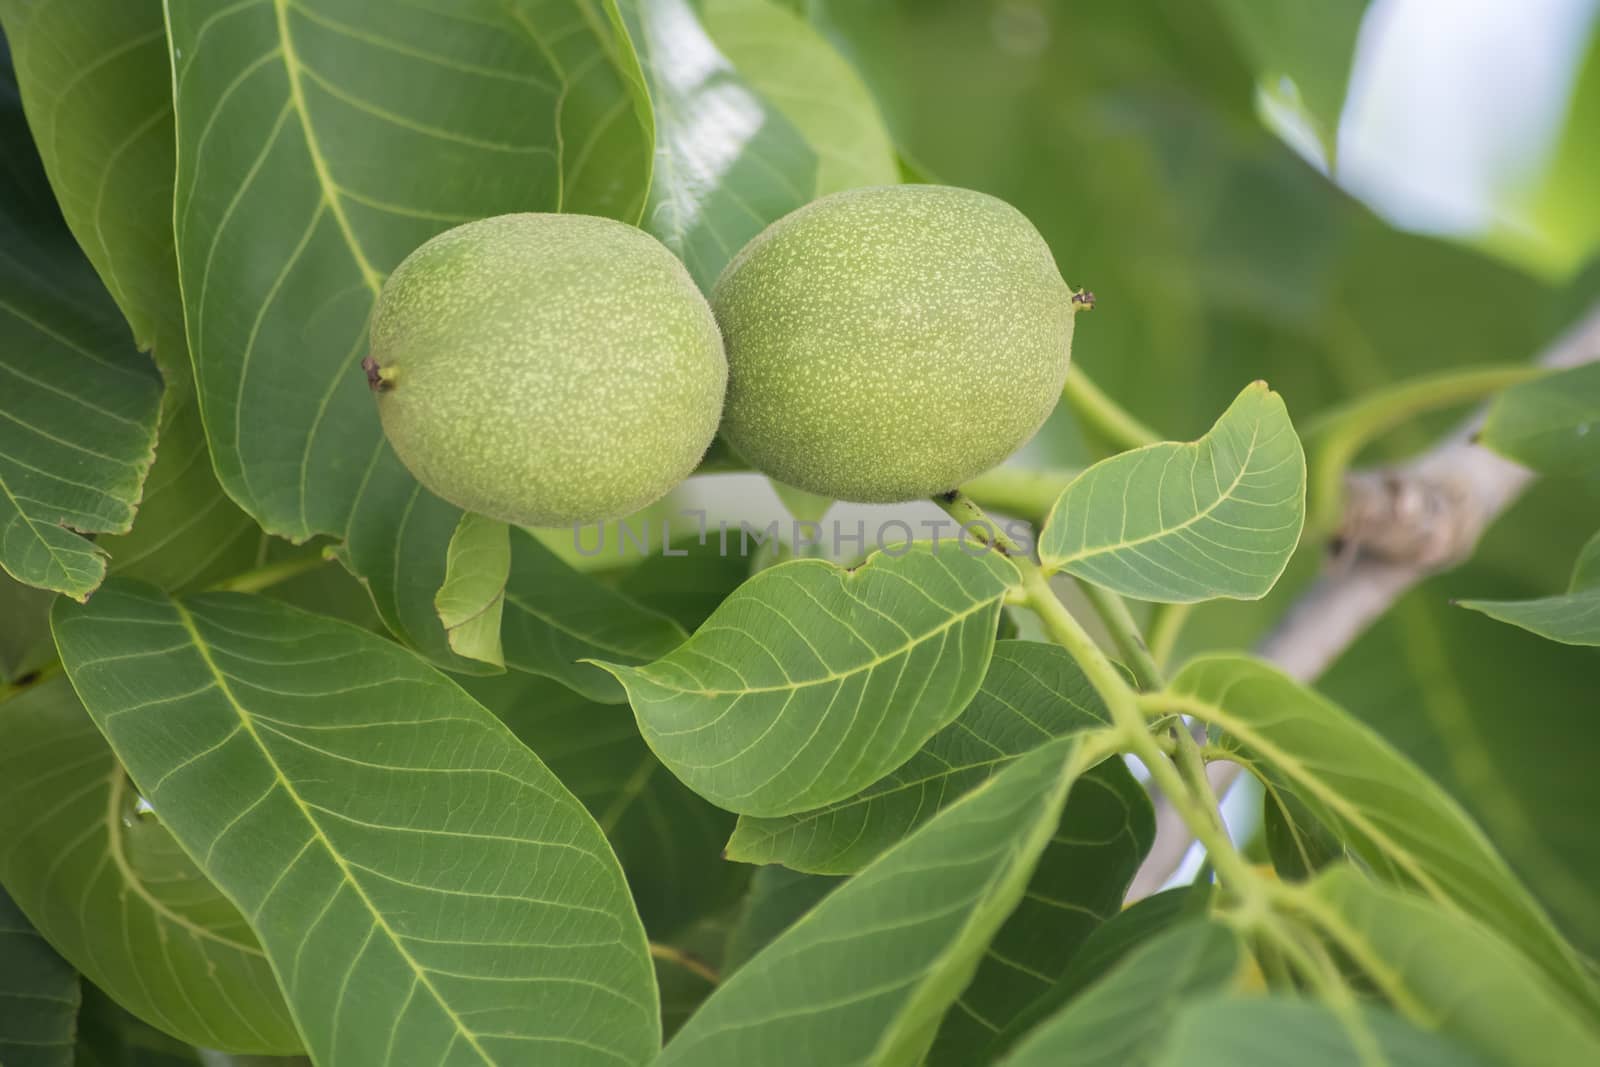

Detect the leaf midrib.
[{"left": 170, "top": 601, "right": 498, "bottom": 1067}]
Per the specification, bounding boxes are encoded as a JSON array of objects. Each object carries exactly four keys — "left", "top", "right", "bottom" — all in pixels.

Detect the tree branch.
[{"left": 1127, "top": 299, "right": 1600, "bottom": 900}]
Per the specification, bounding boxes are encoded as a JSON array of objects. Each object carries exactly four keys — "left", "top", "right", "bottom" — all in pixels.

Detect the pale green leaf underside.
[
  {"left": 700, "top": 0, "right": 898, "bottom": 197},
  {"left": 168, "top": 0, "right": 653, "bottom": 540},
  {"left": 1156, "top": 995, "right": 1491, "bottom": 1067},
  {"left": 657, "top": 736, "right": 1088, "bottom": 1067},
  {"left": 53, "top": 581, "right": 659, "bottom": 1067},
  {"left": 601, "top": 542, "right": 1018, "bottom": 817},
  {"left": 1302, "top": 868, "right": 1600, "bottom": 1066},
  {"left": 436, "top": 512, "right": 510, "bottom": 668},
  {"left": 0, "top": 885, "right": 79, "bottom": 1067},
  {"left": 1170, "top": 654, "right": 1600, "bottom": 1016},
  {"left": 1458, "top": 528, "right": 1600, "bottom": 645},
  {"left": 501, "top": 527, "right": 688, "bottom": 703},
  {"left": 1478, "top": 362, "right": 1600, "bottom": 477},
  {"left": 1040, "top": 381, "right": 1305, "bottom": 603},
  {"left": 617, "top": 0, "right": 818, "bottom": 289},
  {"left": 998, "top": 921, "right": 1241, "bottom": 1067},
  {"left": 727, "top": 640, "right": 1118, "bottom": 873},
  {"left": 0, "top": 676, "right": 300, "bottom": 1053}
]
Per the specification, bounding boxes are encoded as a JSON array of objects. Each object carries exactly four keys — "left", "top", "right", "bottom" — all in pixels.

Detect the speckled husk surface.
[
  {"left": 368, "top": 213, "right": 727, "bottom": 527},
  {"left": 712, "top": 184, "right": 1080, "bottom": 503}
]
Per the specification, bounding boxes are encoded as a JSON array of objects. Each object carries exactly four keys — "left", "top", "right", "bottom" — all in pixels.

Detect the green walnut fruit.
[
  {"left": 712, "top": 184, "right": 1090, "bottom": 502},
  {"left": 365, "top": 213, "right": 726, "bottom": 527}
]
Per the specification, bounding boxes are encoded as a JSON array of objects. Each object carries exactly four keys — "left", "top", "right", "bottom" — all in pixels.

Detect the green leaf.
[
  {"left": 53, "top": 581, "right": 660, "bottom": 1066},
  {"left": 167, "top": 0, "right": 653, "bottom": 541},
  {"left": 0, "top": 571, "right": 53, "bottom": 683},
  {"left": 599, "top": 541, "right": 1018, "bottom": 817},
  {"left": 0, "top": 675, "right": 300, "bottom": 1053},
  {"left": 1298, "top": 867, "right": 1600, "bottom": 1066},
  {"left": 616, "top": 0, "right": 818, "bottom": 289},
  {"left": 435, "top": 513, "right": 509, "bottom": 668},
  {"left": 1262, "top": 775, "right": 1345, "bottom": 881},
  {"left": 700, "top": 0, "right": 898, "bottom": 196},
  {"left": 1458, "top": 528, "right": 1600, "bottom": 646},
  {"left": 0, "top": 63, "right": 162, "bottom": 600},
  {"left": 1039, "top": 382, "right": 1306, "bottom": 603},
  {"left": 617, "top": 536, "right": 758, "bottom": 631},
  {"left": 998, "top": 921, "right": 1242, "bottom": 1067},
  {"left": 722, "top": 866, "right": 843, "bottom": 973},
  {"left": 726, "top": 639, "right": 1122, "bottom": 871},
  {"left": 465, "top": 670, "right": 747, "bottom": 940},
  {"left": 1155, "top": 995, "right": 1491, "bottom": 1067},
  {"left": 0, "top": 0, "right": 261, "bottom": 595},
  {"left": 0, "top": 883, "right": 79, "bottom": 1067},
  {"left": 656, "top": 735, "right": 1092, "bottom": 1067},
  {"left": 1478, "top": 362, "right": 1600, "bottom": 477},
  {"left": 502, "top": 527, "right": 688, "bottom": 702},
  {"left": 1166, "top": 654, "right": 1600, "bottom": 1016},
  {"left": 1212, "top": 0, "right": 1370, "bottom": 163}
]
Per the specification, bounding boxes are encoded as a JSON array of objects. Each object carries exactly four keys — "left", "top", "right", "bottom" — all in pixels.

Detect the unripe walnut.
[
  {"left": 366, "top": 214, "right": 727, "bottom": 527},
  {"left": 711, "top": 185, "right": 1088, "bottom": 503}
]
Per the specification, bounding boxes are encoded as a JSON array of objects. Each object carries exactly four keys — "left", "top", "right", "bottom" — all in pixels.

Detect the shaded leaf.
[
  {"left": 722, "top": 865, "right": 843, "bottom": 974},
  {"left": 0, "top": 59, "right": 162, "bottom": 599},
  {"left": 1299, "top": 867, "right": 1600, "bottom": 1066},
  {"left": 53, "top": 581, "right": 659, "bottom": 1067},
  {"left": 1458, "top": 528, "right": 1600, "bottom": 646},
  {"left": 600, "top": 541, "right": 1018, "bottom": 817},
  {"left": 0, "top": 883, "right": 79, "bottom": 1067},
  {"left": 1478, "top": 362, "right": 1600, "bottom": 477},
  {"left": 700, "top": 0, "right": 897, "bottom": 195},
  {"left": 1156, "top": 995, "right": 1491, "bottom": 1067},
  {"left": 1168, "top": 654, "right": 1600, "bottom": 1015},
  {"left": 727, "top": 639, "right": 1120, "bottom": 872},
  {"left": 0, "top": 675, "right": 299, "bottom": 1053},
  {"left": 435, "top": 513, "right": 508, "bottom": 668},
  {"left": 1263, "top": 777, "right": 1345, "bottom": 881},
  {"left": 165, "top": 0, "right": 652, "bottom": 534},
  {"left": 465, "top": 670, "right": 746, "bottom": 940},
  {"left": 998, "top": 921, "right": 1242, "bottom": 1067},
  {"left": 0, "top": 570, "right": 53, "bottom": 683},
  {"left": 657, "top": 735, "right": 1091, "bottom": 1067},
  {"left": 502, "top": 527, "right": 688, "bottom": 702},
  {"left": 1039, "top": 383, "right": 1305, "bottom": 603},
  {"left": 616, "top": 0, "right": 817, "bottom": 289},
  {"left": 617, "top": 536, "right": 756, "bottom": 631}
]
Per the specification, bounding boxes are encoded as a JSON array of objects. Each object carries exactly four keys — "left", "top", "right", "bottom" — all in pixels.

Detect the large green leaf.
[
  {"left": 997, "top": 921, "right": 1242, "bottom": 1067},
  {"left": 599, "top": 541, "right": 1018, "bottom": 817},
  {"left": 1156, "top": 996, "right": 1490, "bottom": 1067},
  {"left": 1458, "top": 528, "right": 1600, "bottom": 646},
  {"left": 53, "top": 581, "right": 660, "bottom": 1067},
  {"left": 1298, "top": 868, "right": 1600, "bottom": 1066},
  {"left": 0, "top": 59, "right": 162, "bottom": 600},
  {"left": 616, "top": 0, "right": 817, "bottom": 289},
  {"left": 500, "top": 527, "right": 688, "bottom": 703},
  {"left": 1212, "top": 0, "right": 1370, "bottom": 163},
  {"left": 464, "top": 670, "right": 746, "bottom": 941},
  {"left": 167, "top": 0, "right": 653, "bottom": 541},
  {"left": 700, "top": 0, "right": 897, "bottom": 196},
  {"left": 0, "top": 0, "right": 261, "bottom": 595},
  {"left": 656, "top": 735, "right": 1091, "bottom": 1067},
  {"left": 0, "top": 676, "right": 300, "bottom": 1053},
  {"left": 0, "top": 883, "right": 79, "bottom": 1067},
  {"left": 1165, "top": 654, "right": 1600, "bottom": 1015},
  {"left": 1038, "top": 383, "right": 1305, "bottom": 603},
  {"left": 1478, "top": 362, "right": 1600, "bottom": 478},
  {"left": 726, "top": 639, "right": 1138, "bottom": 869}
]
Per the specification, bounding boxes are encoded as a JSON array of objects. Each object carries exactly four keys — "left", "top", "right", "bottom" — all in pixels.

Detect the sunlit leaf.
[
  {"left": 0, "top": 883, "right": 79, "bottom": 1067},
  {"left": 1039, "top": 383, "right": 1306, "bottom": 603},
  {"left": 600, "top": 541, "right": 1018, "bottom": 816},
  {"left": 657, "top": 735, "right": 1091, "bottom": 1067},
  {"left": 616, "top": 0, "right": 817, "bottom": 289},
  {"left": 0, "top": 676, "right": 300, "bottom": 1053},
  {"left": 1168, "top": 654, "right": 1600, "bottom": 1015},
  {"left": 53, "top": 581, "right": 660, "bottom": 1066},
  {"left": 1299, "top": 867, "right": 1600, "bottom": 1066},
  {"left": 998, "top": 921, "right": 1242, "bottom": 1067}
]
